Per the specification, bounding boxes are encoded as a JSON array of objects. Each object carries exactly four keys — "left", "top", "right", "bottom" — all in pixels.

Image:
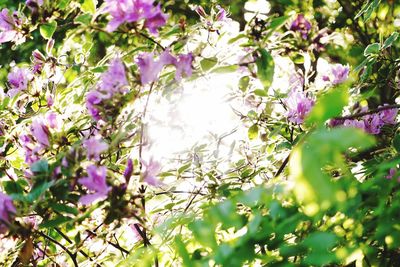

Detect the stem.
[{"left": 333, "top": 104, "right": 400, "bottom": 120}]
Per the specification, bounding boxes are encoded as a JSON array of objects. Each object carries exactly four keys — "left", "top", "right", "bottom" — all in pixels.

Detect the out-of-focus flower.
[
  {"left": 284, "top": 89, "right": 314, "bottom": 124},
  {"left": 379, "top": 106, "right": 398, "bottom": 124},
  {"left": 195, "top": 6, "right": 207, "bottom": 18},
  {"left": 123, "top": 158, "right": 133, "bottom": 183},
  {"left": 30, "top": 119, "right": 50, "bottom": 147},
  {"left": 136, "top": 50, "right": 194, "bottom": 84},
  {"left": 83, "top": 136, "right": 109, "bottom": 161},
  {"left": 215, "top": 5, "right": 228, "bottom": 21},
  {"left": 141, "top": 158, "right": 162, "bottom": 186},
  {"left": 343, "top": 119, "right": 365, "bottom": 131},
  {"left": 86, "top": 90, "right": 103, "bottom": 121},
  {"left": 7, "top": 66, "right": 31, "bottom": 97},
  {"left": 0, "top": 192, "right": 16, "bottom": 233},
  {"left": 136, "top": 52, "right": 165, "bottom": 85},
  {"left": 143, "top": 4, "right": 168, "bottom": 35},
  {"left": 104, "top": 0, "right": 167, "bottom": 35},
  {"left": 0, "top": 8, "right": 25, "bottom": 44},
  {"left": 174, "top": 53, "right": 193, "bottom": 81},
  {"left": 290, "top": 14, "right": 312, "bottom": 39},
  {"left": 19, "top": 135, "right": 41, "bottom": 165},
  {"left": 331, "top": 64, "right": 349, "bottom": 84},
  {"left": 46, "top": 112, "right": 59, "bottom": 129},
  {"left": 26, "top": 0, "right": 43, "bottom": 11},
  {"left": 98, "top": 58, "right": 128, "bottom": 97},
  {"left": 78, "top": 165, "right": 111, "bottom": 205},
  {"left": 363, "top": 113, "right": 383, "bottom": 134}
]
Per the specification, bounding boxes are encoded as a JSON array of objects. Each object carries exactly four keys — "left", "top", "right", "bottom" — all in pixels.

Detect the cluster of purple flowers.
[
  {"left": 330, "top": 106, "right": 398, "bottom": 135},
  {"left": 290, "top": 14, "right": 312, "bottom": 39},
  {"left": 136, "top": 49, "right": 193, "bottom": 85},
  {"left": 104, "top": 0, "right": 168, "bottom": 35},
  {"left": 0, "top": 192, "right": 16, "bottom": 233},
  {"left": 78, "top": 165, "right": 111, "bottom": 205},
  {"left": 20, "top": 113, "right": 58, "bottom": 166},
  {"left": 86, "top": 58, "right": 128, "bottom": 121},
  {"left": 322, "top": 63, "right": 350, "bottom": 85},
  {"left": 7, "top": 66, "right": 32, "bottom": 97},
  {"left": 0, "top": 8, "right": 25, "bottom": 45},
  {"left": 284, "top": 89, "right": 315, "bottom": 125}
]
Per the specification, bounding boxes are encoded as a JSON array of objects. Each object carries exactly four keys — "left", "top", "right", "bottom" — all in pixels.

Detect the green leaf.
[
  {"left": 239, "top": 76, "right": 250, "bottom": 92},
  {"left": 248, "top": 124, "right": 259, "bottom": 140},
  {"left": 189, "top": 220, "right": 217, "bottom": 248},
  {"left": 382, "top": 32, "right": 399, "bottom": 50},
  {"left": 200, "top": 57, "right": 218, "bottom": 71},
  {"left": 256, "top": 49, "right": 275, "bottom": 90},
  {"left": 40, "top": 21, "right": 57, "bottom": 39},
  {"left": 26, "top": 181, "right": 54, "bottom": 203},
  {"left": 306, "top": 87, "right": 348, "bottom": 126},
  {"left": 355, "top": 0, "right": 381, "bottom": 21},
  {"left": 364, "top": 43, "right": 380, "bottom": 56},
  {"left": 81, "top": 0, "right": 96, "bottom": 14},
  {"left": 31, "top": 159, "right": 49, "bottom": 173},
  {"left": 253, "top": 89, "right": 268, "bottom": 97},
  {"left": 393, "top": 134, "right": 400, "bottom": 153},
  {"left": 39, "top": 215, "right": 71, "bottom": 229},
  {"left": 49, "top": 203, "right": 78, "bottom": 215},
  {"left": 2, "top": 180, "right": 24, "bottom": 195}
]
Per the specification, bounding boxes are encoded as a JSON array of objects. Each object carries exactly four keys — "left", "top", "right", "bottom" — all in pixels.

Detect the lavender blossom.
[
  {"left": 7, "top": 67, "right": 31, "bottom": 97},
  {"left": 0, "top": 9, "right": 24, "bottom": 44},
  {"left": 141, "top": 158, "right": 162, "bottom": 186},
  {"left": 284, "top": 89, "right": 314, "bottom": 124},
  {"left": 30, "top": 119, "right": 50, "bottom": 147},
  {"left": 331, "top": 64, "right": 350, "bottom": 85},
  {"left": 379, "top": 106, "right": 398, "bottom": 124},
  {"left": 0, "top": 192, "right": 16, "bottom": 233},
  {"left": 104, "top": 0, "right": 167, "bottom": 35},
  {"left": 123, "top": 158, "right": 133, "bottom": 183},
  {"left": 83, "top": 136, "right": 109, "bottom": 161},
  {"left": 174, "top": 53, "right": 193, "bottom": 81},
  {"left": 290, "top": 14, "right": 311, "bottom": 39},
  {"left": 98, "top": 58, "right": 128, "bottom": 97},
  {"left": 78, "top": 165, "right": 111, "bottom": 205},
  {"left": 86, "top": 90, "right": 103, "bottom": 121}
]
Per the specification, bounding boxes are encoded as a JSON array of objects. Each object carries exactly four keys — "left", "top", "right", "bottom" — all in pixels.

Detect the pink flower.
[
  {"left": 141, "top": 158, "right": 162, "bottom": 186},
  {"left": 19, "top": 134, "right": 41, "bottom": 165},
  {"left": 86, "top": 90, "right": 103, "bottom": 121},
  {"left": 0, "top": 192, "right": 16, "bottom": 233},
  {"left": 290, "top": 14, "right": 312, "bottom": 39},
  {"left": 0, "top": 9, "right": 24, "bottom": 44},
  {"left": 331, "top": 64, "right": 349, "bottom": 85},
  {"left": 136, "top": 51, "right": 166, "bottom": 85},
  {"left": 284, "top": 89, "right": 314, "bottom": 124},
  {"left": 174, "top": 53, "right": 193, "bottom": 81},
  {"left": 98, "top": 58, "right": 128, "bottom": 97},
  {"left": 143, "top": 4, "right": 168, "bottom": 35},
  {"left": 363, "top": 113, "right": 383, "bottom": 135},
  {"left": 379, "top": 106, "right": 397, "bottom": 124},
  {"left": 46, "top": 112, "right": 59, "bottom": 129},
  {"left": 123, "top": 159, "right": 133, "bottom": 183},
  {"left": 78, "top": 165, "right": 111, "bottom": 205},
  {"left": 7, "top": 66, "right": 31, "bottom": 97},
  {"left": 30, "top": 119, "right": 50, "bottom": 147},
  {"left": 215, "top": 5, "right": 228, "bottom": 21},
  {"left": 104, "top": 0, "right": 167, "bottom": 35},
  {"left": 83, "top": 136, "right": 109, "bottom": 161}
]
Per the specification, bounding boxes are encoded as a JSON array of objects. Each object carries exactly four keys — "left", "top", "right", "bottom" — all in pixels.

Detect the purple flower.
[
  {"left": 331, "top": 64, "right": 349, "bottom": 85},
  {"left": 0, "top": 9, "right": 24, "bottom": 44},
  {"left": 7, "top": 67, "right": 31, "bottom": 97},
  {"left": 284, "top": 89, "right": 314, "bottom": 124},
  {"left": 98, "top": 58, "right": 128, "bottom": 97},
  {"left": 104, "top": 0, "right": 167, "bottom": 35},
  {"left": 174, "top": 53, "right": 193, "bottom": 81},
  {"left": 83, "top": 136, "right": 108, "bottom": 161},
  {"left": 215, "top": 5, "right": 228, "bottom": 21},
  {"left": 0, "top": 192, "right": 16, "bottom": 233},
  {"left": 46, "top": 112, "right": 58, "bottom": 129},
  {"left": 343, "top": 119, "right": 365, "bottom": 131},
  {"left": 290, "top": 14, "right": 311, "bottom": 39},
  {"left": 78, "top": 165, "right": 111, "bottom": 205},
  {"left": 363, "top": 113, "right": 383, "bottom": 134},
  {"left": 19, "top": 135, "right": 41, "bottom": 165},
  {"left": 143, "top": 4, "right": 168, "bottom": 35},
  {"left": 86, "top": 90, "right": 103, "bottom": 121},
  {"left": 379, "top": 106, "right": 397, "bottom": 124},
  {"left": 30, "top": 119, "right": 50, "bottom": 147},
  {"left": 123, "top": 158, "right": 134, "bottom": 183},
  {"left": 136, "top": 51, "right": 167, "bottom": 85},
  {"left": 141, "top": 158, "right": 162, "bottom": 186}
]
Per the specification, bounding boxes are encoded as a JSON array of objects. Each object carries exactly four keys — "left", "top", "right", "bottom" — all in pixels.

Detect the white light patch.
[{"left": 142, "top": 72, "right": 246, "bottom": 169}]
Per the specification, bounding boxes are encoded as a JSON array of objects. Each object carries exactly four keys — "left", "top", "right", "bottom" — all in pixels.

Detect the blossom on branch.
[
  {"left": 0, "top": 192, "right": 16, "bottom": 234},
  {"left": 284, "top": 89, "right": 314, "bottom": 124},
  {"left": 78, "top": 165, "right": 111, "bottom": 205}
]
